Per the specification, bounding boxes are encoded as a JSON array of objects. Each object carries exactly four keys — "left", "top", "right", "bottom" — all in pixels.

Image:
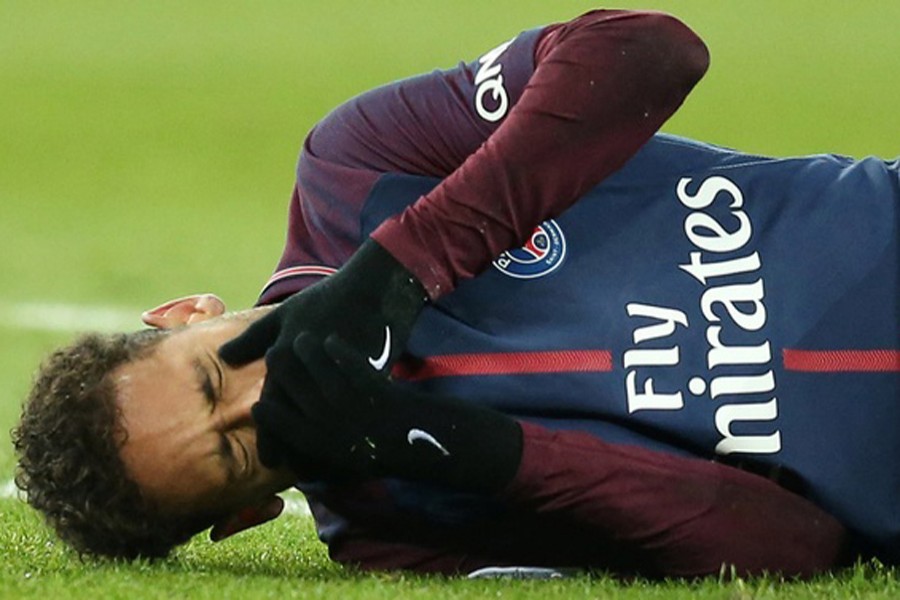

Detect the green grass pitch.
[{"left": 1, "top": 1, "right": 898, "bottom": 597}]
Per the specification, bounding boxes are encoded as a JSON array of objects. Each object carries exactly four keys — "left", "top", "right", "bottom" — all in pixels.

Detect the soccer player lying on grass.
[{"left": 13, "top": 7, "right": 898, "bottom": 578}]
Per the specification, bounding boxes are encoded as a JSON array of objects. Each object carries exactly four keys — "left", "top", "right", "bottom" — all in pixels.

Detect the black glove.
[
  {"left": 219, "top": 238, "right": 427, "bottom": 374},
  {"left": 252, "top": 333, "right": 524, "bottom": 493}
]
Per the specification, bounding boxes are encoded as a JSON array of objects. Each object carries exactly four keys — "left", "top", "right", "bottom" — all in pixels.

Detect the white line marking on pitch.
[
  {"left": 1, "top": 479, "right": 20, "bottom": 501},
  {"left": 0, "top": 301, "right": 143, "bottom": 333}
]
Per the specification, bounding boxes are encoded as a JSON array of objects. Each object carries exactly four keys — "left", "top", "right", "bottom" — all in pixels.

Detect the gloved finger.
[
  {"left": 218, "top": 309, "right": 281, "bottom": 366},
  {"left": 252, "top": 398, "right": 362, "bottom": 481},
  {"left": 294, "top": 332, "right": 354, "bottom": 403},
  {"left": 265, "top": 344, "right": 350, "bottom": 427},
  {"left": 323, "top": 334, "right": 390, "bottom": 395},
  {"left": 252, "top": 400, "right": 315, "bottom": 466},
  {"left": 255, "top": 418, "right": 289, "bottom": 470},
  {"left": 252, "top": 377, "right": 291, "bottom": 469},
  {"left": 252, "top": 366, "right": 305, "bottom": 470},
  {"left": 264, "top": 344, "right": 315, "bottom": 390},
  {"left": 263, "top": 343, "right": 328, "bottom": 405}
]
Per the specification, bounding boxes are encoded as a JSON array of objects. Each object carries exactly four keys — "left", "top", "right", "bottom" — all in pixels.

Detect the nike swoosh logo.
[
  {"left": 407, "top": 428, "right": 450, "bottom": 457},
  {"left": 368, "top": 325, "right": 391, "bottom": 370}
]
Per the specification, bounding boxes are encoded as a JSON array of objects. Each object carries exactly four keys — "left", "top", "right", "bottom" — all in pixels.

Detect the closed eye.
[
  {"left": 193, "top": 357, "right": 217, "bottom": 413},
  {"left": 193, "top": 356, "right": 239, "bottom": 479}
]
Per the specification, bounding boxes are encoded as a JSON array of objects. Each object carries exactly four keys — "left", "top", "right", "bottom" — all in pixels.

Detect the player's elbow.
[
  {"left": 571, "top": 10, "right": 711, "bottom": 106},
  {"left": 630, "top": 11, "right": 710, "bottom": 91}
]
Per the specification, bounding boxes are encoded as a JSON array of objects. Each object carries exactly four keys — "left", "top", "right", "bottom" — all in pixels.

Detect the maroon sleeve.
[
  {"left": 258, "top": 9, "right": 708, "bottom": 305},
  {"left": 330, "top": 422, "right": 848, "bottom": 578},
  {"left": 372, "top": 10, "right": 710, "bottom": 298},
  {"left": 498, "top": 422, "right": 849, "bottom": 578},
  {"left": 258, "top": 18, "right": 541, "bottom": 304}
]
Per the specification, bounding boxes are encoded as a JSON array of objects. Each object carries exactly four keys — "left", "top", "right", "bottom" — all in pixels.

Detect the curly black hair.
[{"left": 11, "top": 329, "right": 215, "bottom": 559}]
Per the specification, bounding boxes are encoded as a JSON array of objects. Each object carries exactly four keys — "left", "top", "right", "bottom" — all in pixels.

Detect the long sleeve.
[
  {"left": 325, "top": 421, "right": 848, "bottom": 578},
  {"left": 259, "top": 9, "right": 708, "bottom": 305},
  {"left": 498, "top": 422, "right": 849, "bottom": 578},
  {"left": 372, "top": 10, "right": 709, "bottom": 298}
]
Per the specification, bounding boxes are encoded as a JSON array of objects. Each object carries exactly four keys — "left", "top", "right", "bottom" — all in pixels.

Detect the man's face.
[{"left": 113, "top": 308, "right": 296, "bottom": 521}]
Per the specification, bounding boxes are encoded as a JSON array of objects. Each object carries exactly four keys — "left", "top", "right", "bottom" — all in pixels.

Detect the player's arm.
[
  {"left": 223, "top": 9, "right": 709, "bottom": 374},
  {"left": 374, "top": 9, "right": 709, "bottom": 298},
  {"left": 498, "top": 422, "right": 850, "bottom": 578},
  {"left": 264, "top": 9, "right": 709, "bottom": 304},
  {"left": 302, "top": 9, "right": 709, "bottom": 298},
  {"left": 256, "top": 335, "right": 849, "bottom": 578},
  {"left": 321, "top": 422, "right": 850, "bottom": 579}
]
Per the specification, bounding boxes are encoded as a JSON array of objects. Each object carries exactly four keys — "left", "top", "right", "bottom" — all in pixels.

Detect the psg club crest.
[{"left": 492, "top": 220, "right": 566, "bottom": 279}]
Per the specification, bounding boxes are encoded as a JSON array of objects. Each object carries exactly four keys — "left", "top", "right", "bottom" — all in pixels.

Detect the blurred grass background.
[{"left": 1, "top": 1, "right": 898, "bottom": 596}]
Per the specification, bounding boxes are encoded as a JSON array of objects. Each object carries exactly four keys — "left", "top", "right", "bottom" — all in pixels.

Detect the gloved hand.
[
  {"left": 252, "top": 333, "right": 524, "bottom": 493},
  {"left": 219, "top": 238, "right": 427, "bottom": 374}
]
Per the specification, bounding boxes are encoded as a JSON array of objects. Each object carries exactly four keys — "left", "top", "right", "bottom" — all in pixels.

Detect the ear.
[
  {"left": 141, "top": 294, "right": 226, "bottom": 329},
  {"left": 209, "top": 495, "right": 285, "bottom": 542}
]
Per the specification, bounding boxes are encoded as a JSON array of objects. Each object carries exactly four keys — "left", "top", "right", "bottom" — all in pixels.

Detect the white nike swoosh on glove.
[
  {"left": 368, "top": 325, "right": 391, "bottom": 370},
  {"left": 407, "top": 428, "right": 450, "bottom": 456}
]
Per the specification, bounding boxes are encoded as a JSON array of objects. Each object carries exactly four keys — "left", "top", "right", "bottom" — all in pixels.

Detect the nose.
[{"left": 223, "top": 379, "right": 263, "bottom": 428}]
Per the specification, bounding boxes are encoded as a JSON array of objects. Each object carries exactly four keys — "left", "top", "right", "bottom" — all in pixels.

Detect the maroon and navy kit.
[{"left": 256, "top": 9, "right": 899, "bottom": 576}]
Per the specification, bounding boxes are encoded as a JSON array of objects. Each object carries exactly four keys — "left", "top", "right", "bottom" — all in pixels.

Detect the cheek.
[
  {"left": 171, "top": 465, "right": 231, "bottom": 514},
  {"left": 123, "top": 441, "right": 229, "bottom": 517}
]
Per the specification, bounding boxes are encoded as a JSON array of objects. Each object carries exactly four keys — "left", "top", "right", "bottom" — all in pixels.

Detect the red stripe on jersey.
[
  {"left": 394, "top": 350, "right": 613, "bottom": 381},
  {"left": 783, "top": 349, "right": 900, "bottom": 372}
]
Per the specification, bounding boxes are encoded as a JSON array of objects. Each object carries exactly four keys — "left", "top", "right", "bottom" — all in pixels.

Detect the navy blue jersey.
[
  {"left": 357, "top": 134, "right": 899, "bottom": 555},
  {"left": 259, "top": 10, "right": 891, "bottom": 569}
]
